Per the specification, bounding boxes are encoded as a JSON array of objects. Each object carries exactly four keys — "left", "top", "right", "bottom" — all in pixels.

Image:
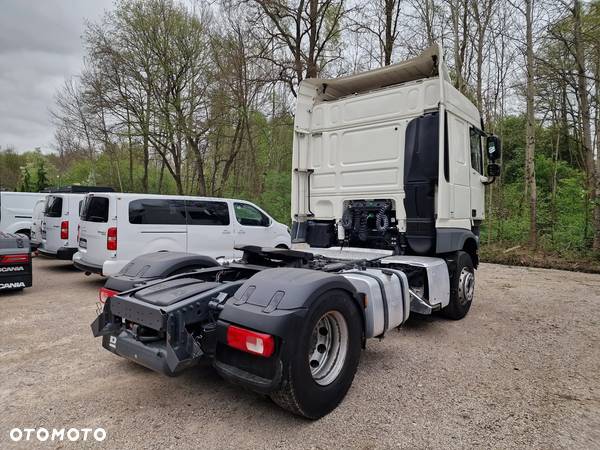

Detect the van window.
[
  {"left": 186, "top": 201, "right": 230, "bottom": 226},
  {"left": 129, "top": 199, "right": 186, "bottom": 225},
  {"left": 470, "top": 127, "right": 483, "bottom": 174},
  {"left": 45, "top": 196, "right": 63, "bottom": 217},
  {"left": 234, "top": 203, "right": 270, "bottom": 227},
  {"left": 81, "top": 197, "right": 109, "bottom": 223}
]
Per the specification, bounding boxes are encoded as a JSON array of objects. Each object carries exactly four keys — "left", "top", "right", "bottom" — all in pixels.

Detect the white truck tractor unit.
[{"left": 92, "top": 45, "right": 501, "bottom": 419}]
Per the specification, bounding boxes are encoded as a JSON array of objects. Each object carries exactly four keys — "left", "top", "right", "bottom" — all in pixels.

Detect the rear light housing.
[
  {"left": 98, "top": 287, "right": 119, "bottom": 304},
  {"left": 107, "top": 227, "right": 117, "bottom": 251},
  {"left": 0, "top": 254, "right": 30, "bottom": 264},
  {"left": 60, "top": 221, "right": 69, "bottom": 240},
  {"left": 226, "top": 325, "right": 275, "bottom": 358}
]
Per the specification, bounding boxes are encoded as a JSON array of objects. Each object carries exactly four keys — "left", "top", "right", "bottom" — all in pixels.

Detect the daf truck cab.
[{"left": 92, "top": 45, "right": 500, "bottom": 419}]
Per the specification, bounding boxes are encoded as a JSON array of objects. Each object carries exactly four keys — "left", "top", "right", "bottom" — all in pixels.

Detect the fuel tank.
[{"left": 340, "top": 268, "right": 410, "bottom": 338}]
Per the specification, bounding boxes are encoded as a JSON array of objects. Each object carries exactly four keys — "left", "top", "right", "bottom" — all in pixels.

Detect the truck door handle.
[
  {"left": 222, "top": 230, "right": 231, "bottom": 235},
  {"left": 238, "top": 231, "right": 245, "bottom": 235}
]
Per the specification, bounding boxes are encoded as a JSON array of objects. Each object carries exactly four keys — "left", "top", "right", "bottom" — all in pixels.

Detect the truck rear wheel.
[
  {"left": 270, "top": 289, "right": 362, "bottom": 419},
  {"left": 442, "top": 251, "right": 474, "bottom": 320}
]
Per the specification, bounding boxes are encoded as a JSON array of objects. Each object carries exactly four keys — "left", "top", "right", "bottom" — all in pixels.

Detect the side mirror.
[
  {"left": 486, "top": 135, "right": 501, "bottom": 161},
  {"left": 487, "top": 163, "right": 501, "bottom": 177}
]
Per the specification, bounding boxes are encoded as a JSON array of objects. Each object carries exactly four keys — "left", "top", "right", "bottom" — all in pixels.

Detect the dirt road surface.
[{"left": 1, "top": 257, "right": 599, "bottom": 449}]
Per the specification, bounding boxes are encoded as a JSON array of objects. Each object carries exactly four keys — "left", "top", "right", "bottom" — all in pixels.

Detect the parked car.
[
  {"left": 30, "top": 198, "right": 47, "bottom": 251},
  {"left": 73, "top": 193, "right": 290, "bottom": 276},
  {"left": 0, "top": 192, "right": 47, "bottom": 237},
  {"left": 38, "top": 193, "right": 87, "bottom": 260}
]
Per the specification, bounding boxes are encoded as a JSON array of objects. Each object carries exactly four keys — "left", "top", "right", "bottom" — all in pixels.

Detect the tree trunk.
[
  {"left": 574, "top": 0, "right": 598, "bottom": 250},
  {"left": 384, "top": 0, "right": 395, "bottom": 65},
  {"left": 525, "top": 0, "right": 537, "bottom": 248}
]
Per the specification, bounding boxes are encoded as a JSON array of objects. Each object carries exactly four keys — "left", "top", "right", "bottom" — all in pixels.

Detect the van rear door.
[
  {"left": 79, "top": 195, "right": 115, "bottom": 267},
  {"left": 43, "top": 195, "right": 64, "bottom": 253}
]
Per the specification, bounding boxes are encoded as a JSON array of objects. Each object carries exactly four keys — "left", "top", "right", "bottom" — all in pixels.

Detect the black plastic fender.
[
  {"left": 217, "top": 268, "right": 366, "bottom": 366},
  {"left": 104, "top": 251, "right": 219, "bottom": 292}
]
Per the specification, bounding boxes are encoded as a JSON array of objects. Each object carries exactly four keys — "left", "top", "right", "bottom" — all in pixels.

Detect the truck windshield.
[
  {"left": 45, "top": 196, "right": 63, "bottom": 218},
  {"left": 81, "top": 197, "right": 109, "bottom": 223}
]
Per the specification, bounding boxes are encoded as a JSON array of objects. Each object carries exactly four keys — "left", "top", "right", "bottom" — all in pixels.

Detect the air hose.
[{"left": 375, "top": 203, "right": 390, "bottom": 232}]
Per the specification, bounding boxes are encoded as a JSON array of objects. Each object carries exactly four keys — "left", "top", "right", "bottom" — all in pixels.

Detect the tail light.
[
  {"left": 226, "top": 325, "right": 275, "bottom": 357},
  {"left": 60, "top": 221, "right": 69, "bottom": 239},
  {"left": 107, "top": 227, "right": 117, "bottom": 251},
  {"left": 0, "top": 254, "right": 30, "bottom": 264},
  {"left": 99, "top": 287, "right": 119, "bottom": 304}
]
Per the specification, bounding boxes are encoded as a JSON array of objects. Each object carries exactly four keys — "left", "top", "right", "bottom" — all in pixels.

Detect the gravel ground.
[{"left": 1, "top": 257, "right": 599, "bottom": 449}]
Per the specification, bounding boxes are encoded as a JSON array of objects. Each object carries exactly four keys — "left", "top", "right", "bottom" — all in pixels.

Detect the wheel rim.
[
  {"left": 458, "top": 268, "right": 475, "bottom": 305},
  {"left": 308, "top": 311, "right": 348, "bottom": 386}
]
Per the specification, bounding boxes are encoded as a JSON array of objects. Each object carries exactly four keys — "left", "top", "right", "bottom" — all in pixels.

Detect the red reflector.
[
  {"left": 226, "top": 325, "right": 274, "bottom": 357},
  {"left": 107, "top": 227, "right": 117, "bottom": 251},
  {"left": 1, "top": 254, "right": 30, "bottom": 264},
  {"left": 60, "top": 220, "right": 69, "bottom": 239},
  {"left": 99, "top": 287, "right": 119, "bottom": 304}
]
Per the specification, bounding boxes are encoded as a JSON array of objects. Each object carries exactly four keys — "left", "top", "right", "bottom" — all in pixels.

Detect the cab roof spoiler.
[{"left": 301, "top": 44, "right": 450, "bottom": 103}]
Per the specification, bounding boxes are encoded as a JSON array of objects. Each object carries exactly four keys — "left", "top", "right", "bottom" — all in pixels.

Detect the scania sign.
[
  {"left": 0, "top": 266, "right": 25, "bottom": 272},
  {"left": 0, "top": 281, "right": 26, "bottom": 289}
]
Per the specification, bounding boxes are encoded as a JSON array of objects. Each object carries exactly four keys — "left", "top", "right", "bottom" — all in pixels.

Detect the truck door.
[
  {"left": 468, "top": 127, "right": 485, "bottom": 220},
  {"left": 447, "top": 113, "right": 471, "bottom": 221}
]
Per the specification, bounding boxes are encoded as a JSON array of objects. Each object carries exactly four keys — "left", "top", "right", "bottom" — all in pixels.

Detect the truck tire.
[
  {"left": 270, "top": 289, "right": 362, "bottom": 419},
  {"left": 442, "top": 251, "right": 474, "bottom": 320}
]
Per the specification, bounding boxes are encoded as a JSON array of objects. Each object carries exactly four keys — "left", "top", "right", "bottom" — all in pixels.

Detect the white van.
[
  {"left": 38, "top": 193, "right": 87, "bottom": 260},
  {"left": 30, "top": 198, "right": 47, "bottom": 250},
  {"left": 0, "top": 192, "right": 47, "bottom": 236},
  {"left": 73, "top": 193, "right": 291, "bottom": 276}
]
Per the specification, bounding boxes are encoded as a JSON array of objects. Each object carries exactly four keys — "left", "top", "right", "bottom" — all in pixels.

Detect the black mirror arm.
[{"left": 482, "top": 176, "right": 496, "bottom": 186}]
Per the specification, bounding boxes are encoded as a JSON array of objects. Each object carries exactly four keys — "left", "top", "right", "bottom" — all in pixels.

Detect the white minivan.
[
  {"left": 0, "top": 192, "right": 47, "bottom": 236},
  {"left": 38, "top": 193, "right": 87, "bottom": 260},
  {"left": 73, "top": 193, "right": 291, "bottom": 276}
]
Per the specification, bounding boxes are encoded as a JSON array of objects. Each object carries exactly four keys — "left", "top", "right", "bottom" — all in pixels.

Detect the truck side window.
[
  {"left": 186, "top": 201, "right": 230, "bottom": 226},
  {"left": 129, "top": 199, "right": 186, "bottom": 225},
  {"left": 234, "top": 203, "right": 270, "bottom": 227},
  {"left": 469, "top": 127, "right": 483, "bottom": 174}
]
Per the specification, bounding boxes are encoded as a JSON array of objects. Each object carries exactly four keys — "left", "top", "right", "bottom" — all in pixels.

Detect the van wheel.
[
  {"left": 270, "top": 289, "right": 362, "bottom": 419},
  {"left": 16, "top": 230, "right": 30, "bottom": 239},
  {"left": 441, "top": 251, "right": 474, "bottom": 320}
]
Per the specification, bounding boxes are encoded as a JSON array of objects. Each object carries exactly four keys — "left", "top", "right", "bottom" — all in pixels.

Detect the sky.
[{"left": 0, "top": 0, "right": 114, "bottom": 154}]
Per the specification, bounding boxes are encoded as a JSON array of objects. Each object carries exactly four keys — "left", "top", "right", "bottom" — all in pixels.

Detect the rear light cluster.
[
  {"left": 60, "top": 221, "right": 69, "bottom": 240},
  {"left": 0, "top": 254, "right": 30, "bottom": 264},
  {"left": 226, "top": 325, "right": 275, "bottom": 358},
  {"left": 98, "top": 287, "right": 119, "bottom": 304},
  {"left": 107, "top": 227, "right": 117, "bottom": 251}
]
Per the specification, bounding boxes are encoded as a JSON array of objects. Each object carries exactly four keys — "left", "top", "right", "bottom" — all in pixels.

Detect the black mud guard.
[
  {"left": 104, "top": 251, "right": 219, "bottom": 292},
  {"left": 217, "top": 268, "right": 366, "bottom": 359}
]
